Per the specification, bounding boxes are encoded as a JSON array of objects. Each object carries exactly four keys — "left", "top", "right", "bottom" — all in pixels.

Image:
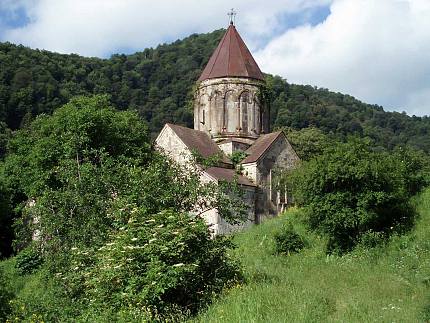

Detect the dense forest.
[{"left": 0, "top": 29, "right": 429, "bottom": 155}]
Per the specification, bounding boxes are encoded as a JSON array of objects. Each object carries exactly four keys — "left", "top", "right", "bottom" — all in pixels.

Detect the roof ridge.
[
  {"left": 207, "top": 28, "right": 228, "bottom": 80},
  {"left": 233, "top": 25, "right": 247, "bottom": 78},
  {"left": 227, "top": 25, "right": 232, "bottom": 77},
  {"left": 242, "top": 131, "right": 284, "bottom": 164}
]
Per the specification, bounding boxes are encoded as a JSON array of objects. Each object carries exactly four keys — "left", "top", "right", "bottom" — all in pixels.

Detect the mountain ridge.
[{"left": 0, "top": 29, "right": 429, "bottom": 153}]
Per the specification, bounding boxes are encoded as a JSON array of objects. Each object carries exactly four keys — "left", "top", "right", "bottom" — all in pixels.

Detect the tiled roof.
[
  {"left": 205, "top": 167, "right": 256, "bottom": 187},
  {"left": 167, "top": 124, "right": 231, "bottom": 165},
  {"left": 198, "top": 24, "right": 264, "bottom": 81},
  {"left": 242, "top": 131, "right": 283, "bottom": 164}
]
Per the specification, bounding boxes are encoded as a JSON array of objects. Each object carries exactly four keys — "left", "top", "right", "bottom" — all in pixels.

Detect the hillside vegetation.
[
  {"left": 194, "top": 188, "right": 430, "bottom": 322},
  {"left": 1, "top": 30, "right": 429, "bottom": 153},
  {"left": 1, "top": 29, "right": 430, "bottom": 322}
]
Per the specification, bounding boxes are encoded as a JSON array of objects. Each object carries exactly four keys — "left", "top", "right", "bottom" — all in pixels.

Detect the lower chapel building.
[{"left": 156, "top": 21, "right": 299, "bottom": 234}]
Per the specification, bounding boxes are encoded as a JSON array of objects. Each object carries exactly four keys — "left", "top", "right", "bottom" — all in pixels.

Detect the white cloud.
[
  {"left": 1, "top": 0, "right": 330, "bottom": 57},
  {"left": 256, "top": 0, "right": 430, "bottom": 116}
]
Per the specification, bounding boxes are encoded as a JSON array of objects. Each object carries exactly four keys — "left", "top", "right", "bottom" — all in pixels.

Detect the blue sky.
[{"left": 0, "top": 0, "right": 429, "bottom": 117}]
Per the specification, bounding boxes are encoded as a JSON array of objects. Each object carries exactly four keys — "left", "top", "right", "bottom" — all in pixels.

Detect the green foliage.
[
  {"left": 3, "top": 94, "right": 152, "bottom": 253},
  {"left": 229, "top": 151, "right": 248, "bottom": 173},
  {"left": 15, "top": 247, "right": 43, "bottom": 275},
  {"left": 1, "top": 33, "right": 430, "bottom": 150},
  {"left": 0, "top": 95, "right": 246, "bottom": 321},
  {"left": 0, "top": 267, "right": 13, "bottom": 321},
  {"left": 357, "top": 230, "right": 386, "bottom": 249},
  {"left": 194, "top": 189, "right": 430, "bottom": 322},
  {"left": 190, "top": 149, "right": 222, "bottom": 168},
  {"left": 0, "top": 167, "right": 14, "bottom": 258},
  {"left": 282, "top": 127, "right": 335, "bottom": 161},
  {"left": 267, "top": 74, "right": 430, "bottom": 154},
  {"left": 60, "top": 209, "right": 240, "bottom": 320},
  {"left": 273, "top": 225, "right": 306, "bottom": 255},
  {"left": 0, "top": 31, "right": 224, "bottom": 136},
  {"left": 290, "top": 138, "right": 426, "bottom": 253}
]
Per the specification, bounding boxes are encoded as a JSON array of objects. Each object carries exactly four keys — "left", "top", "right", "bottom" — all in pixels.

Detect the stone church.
[{"left": 156, "top": 21, "right": 299, "bottom": 234}]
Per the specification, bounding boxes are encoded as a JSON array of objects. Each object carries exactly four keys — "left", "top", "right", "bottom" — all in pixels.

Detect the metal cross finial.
[{"left": 228, "top": 8, "right": 236, "bottom": 25}]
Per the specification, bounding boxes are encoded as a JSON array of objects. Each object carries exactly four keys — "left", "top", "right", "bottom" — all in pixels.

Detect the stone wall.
[
  {"left": 201, "top": 185, "right": 256, "bottom": 235},
  {"left": 218, "top": 139, "right": 251, "bottom": 156},
  {"left": 194, "top": 77, "right": 269, "bottom": 139},
  {"left": 155, "top": 125, "right": 193, "bottom": 165},
  {"left": 242, "top": 134, "right": 300, "bottom": 223}
]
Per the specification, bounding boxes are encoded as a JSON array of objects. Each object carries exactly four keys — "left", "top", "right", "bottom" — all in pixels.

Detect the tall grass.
[
  {"left": 2, "top": 189, "right": 429, "bottom": 322},
  {"left": 193, "top": 188, "right": 430, "bottom": 322}
]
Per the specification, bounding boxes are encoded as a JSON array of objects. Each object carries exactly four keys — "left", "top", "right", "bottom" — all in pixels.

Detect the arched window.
[
  {"left": 224, "top": 90, "right": 236, "bottom": 133},
  {"left": 239, "top": 91, "right": 250, "bottom": 133}
]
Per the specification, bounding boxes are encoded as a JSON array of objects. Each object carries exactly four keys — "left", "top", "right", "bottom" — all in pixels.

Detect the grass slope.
[{"left": 194, "top": 188, "right": 430, "bottom": 323}]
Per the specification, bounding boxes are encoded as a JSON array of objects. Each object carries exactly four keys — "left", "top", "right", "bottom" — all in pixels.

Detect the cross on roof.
[{"left": 228, "top": 8, "right": 236, "bottom": 25}]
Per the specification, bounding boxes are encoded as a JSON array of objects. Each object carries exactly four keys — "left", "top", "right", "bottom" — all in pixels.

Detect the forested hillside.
[{"left": 0, "top": 29, "right": 429, "bottom": 153}]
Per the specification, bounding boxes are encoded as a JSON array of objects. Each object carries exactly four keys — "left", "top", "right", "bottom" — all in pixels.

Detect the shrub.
[
  {"left": 274, "top": 225, "right": 306, "bottom": 255},
  {"left": 290, "top": 138, "right": 423, "bottom": 254},
  {"left": 60, "top": 209, "right": 241, "bottom": 320},
  {"left": 357, "top": 230, "right": 386, "bottom": 249},
  {"left": 15, "top": 247, "right": 43, "bottom": 275}
]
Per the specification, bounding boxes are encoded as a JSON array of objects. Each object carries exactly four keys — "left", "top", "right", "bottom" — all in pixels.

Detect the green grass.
[
  {"left": 193, "top": 188, "right": 430, "bottom": 323},
  {"left": 2, "top": 189, "right": 429, "bottom": 322}
]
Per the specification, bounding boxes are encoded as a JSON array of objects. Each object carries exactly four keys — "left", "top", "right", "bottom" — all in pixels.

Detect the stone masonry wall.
[{"left": 194, "top": 77, "right": 269, "bottom": 139}]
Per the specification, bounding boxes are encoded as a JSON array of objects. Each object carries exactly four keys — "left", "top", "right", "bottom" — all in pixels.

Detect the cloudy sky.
[{"left": 0, "top": 0, "right": 429, "bottom": 117}]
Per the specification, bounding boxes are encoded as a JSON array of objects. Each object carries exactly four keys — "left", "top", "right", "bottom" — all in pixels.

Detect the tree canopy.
[{"left": 289, "top": 138, "right": 430, "bottom": 253}]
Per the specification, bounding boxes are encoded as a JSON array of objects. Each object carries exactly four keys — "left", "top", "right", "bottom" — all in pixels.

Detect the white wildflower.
[
  {"left": 131, "top": 238, "right": 138, "bottom": 241},
  {"left": 173, "top": 263, "right": 184, "bottom": 267}
]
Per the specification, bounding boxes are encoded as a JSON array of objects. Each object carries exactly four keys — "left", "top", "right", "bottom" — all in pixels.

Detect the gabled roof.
[
  {"left": 166, "top": 124, "right": 231, "bottom": 165},
  {"left": 205, "top": 167, "right": 256, "bottom": 187},
  {"left": 242, "top": 131, "right": 283, "bottom": 164},
  {"left": 198, "top": 23, "right": 264, "bottom": 82}
]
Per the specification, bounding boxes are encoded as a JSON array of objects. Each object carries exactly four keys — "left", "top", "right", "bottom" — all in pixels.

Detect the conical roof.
[{"left": 198, "top": 23, "right": 264, "bottom": 82}]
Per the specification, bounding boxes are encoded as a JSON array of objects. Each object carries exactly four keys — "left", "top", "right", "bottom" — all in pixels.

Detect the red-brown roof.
[
  {"left": 242, "top": 131, "right": 283, "bottom": 164},
  {"left": 205, "top": 167, "right": 256, "bottom": 187},
  {"left": 198, "top": 24, "right": 265, "bottom": 81},
  {"left": 167, "top": 124, "right": 231, "bottom": 165}
]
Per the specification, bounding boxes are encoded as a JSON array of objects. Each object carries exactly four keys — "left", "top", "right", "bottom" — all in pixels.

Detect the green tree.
[
  {"left": 2, "top": 95, "right": 245, "bottom": 320},
  {"left": 290, "top": 138, "right": 423, "bottom": 253},
  {"left": 282, "top": 127, "right": 335, "bottom": 161}
]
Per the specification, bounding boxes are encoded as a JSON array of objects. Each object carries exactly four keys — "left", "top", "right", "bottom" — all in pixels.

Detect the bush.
[
  {"left": 290, "top": 138, "right": 424, "bottom": 254},
  {"left": 274, "top": 225, "right": 306, "bottom": 255},
  {"left": 60, "top": 209, "right": 241, "bottom": 320},
  {"left": 357, "top": 230, "right": 386, "bottom": 249},
  {"left": 15, "top": 247, "right": 43, "bottom": 275}
]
